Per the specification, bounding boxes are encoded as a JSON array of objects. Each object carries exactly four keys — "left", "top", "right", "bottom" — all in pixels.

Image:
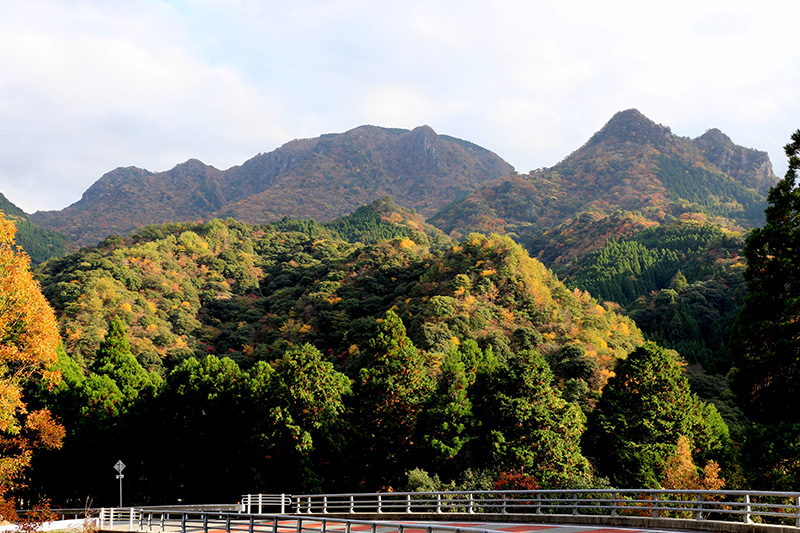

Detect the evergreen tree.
[
  {"left": 418, "top": 344, "right": 474, "bottom": 473},
  {"left": 584, "top": 342, "right": 730, "bottom": 487},
  {"left": 248, "top": 343, "right": 351, "bottom": 491},
  {"left": 470, "top": 349, "right": 591, "bottom": 487},
  {"left": 352, "top": 310, "right": 433, "bottom": 487},
  {"left": 92, "top": 317, "right": 161, "bottom": 405},
  {"left": 732, "top": 130, "right": 800, "bottom": 422}
]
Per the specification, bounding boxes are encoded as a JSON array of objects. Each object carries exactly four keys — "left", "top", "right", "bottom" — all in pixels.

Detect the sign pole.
[{"left": 114, "top": 460, "right": 126, "bottom": 507}]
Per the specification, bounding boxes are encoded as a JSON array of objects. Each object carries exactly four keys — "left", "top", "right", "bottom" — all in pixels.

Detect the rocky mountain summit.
[{"left": 31, "top": 125, "right": 513, "bottom": 245}]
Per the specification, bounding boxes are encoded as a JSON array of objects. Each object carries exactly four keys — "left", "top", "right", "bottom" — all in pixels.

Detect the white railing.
[
  {"left": 93, "top": 489, "right": 800, "bottom": 531},
  {"left": 99, "top": 507, "right": 139, "bottom": 530},
  {"left": 286, "top": 489, "right": 800, "bottom": 527},
  {"left": 100, "top": 511, "right": 521, "bottom": 533},
  {"left": 240, "top": 494, "right": 292, "bottom": 514}
]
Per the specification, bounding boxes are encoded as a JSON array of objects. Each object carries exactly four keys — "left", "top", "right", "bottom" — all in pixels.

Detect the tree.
[
  {"left": 584, "top": 342, "right": 730, "bottom": 487},
  {"left": 92, "top": 318, "right": 161, "bottom": 406},
  {"left": 352, "top": 310, "right": 433, "bottom": 487},
  {"left": 0, "top": 214, "right": 63, "bottom": 511},
  {"left": 660, "top": 435, "right": 724, "bottom": 491},
  {"left": 148, "top": 355, "right": 250, "bottom": 502},
  {"left": 470, "top": 349, "right": 592, "bottom": 487},
  {"left": 418, "top": 345, "right": 473, "bottom": 469},
  {"left": 247, "top": 343, "right": 351, "bottom": 491},
  {"left": 733, "top": 130, "right": 800, "bottom": 422}
]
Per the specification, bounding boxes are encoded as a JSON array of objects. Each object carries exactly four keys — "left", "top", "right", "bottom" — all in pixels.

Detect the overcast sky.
[{"left": 1, "top": 0, "right": 799, "bottom": 213}]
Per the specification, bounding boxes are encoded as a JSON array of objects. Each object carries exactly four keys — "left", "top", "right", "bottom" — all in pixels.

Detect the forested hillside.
[
  {"left": 25, "top": 212, "right": 729, "bottom": 505},
  {"left": 0, "top": 193, "right": 71, "bottom": 264}
]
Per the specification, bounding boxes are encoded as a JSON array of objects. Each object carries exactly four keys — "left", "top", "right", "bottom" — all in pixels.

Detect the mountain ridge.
[
  {"left": 430, "top": 109, "right": 777, "bottom": 264},
  {"left": 31, "top": 125, "right": 514, "bottom": 245}
]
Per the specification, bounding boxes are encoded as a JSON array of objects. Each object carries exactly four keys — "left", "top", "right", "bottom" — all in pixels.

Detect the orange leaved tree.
[{"left": 0, "top": 213, "right": 63, "bottom": 517}]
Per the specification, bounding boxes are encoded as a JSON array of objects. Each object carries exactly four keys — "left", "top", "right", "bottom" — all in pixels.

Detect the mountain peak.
[
  {"left": 697, "top": 128, "right": 731, "bottom": 144},
  {"left": 585, "top": 109, "right": 673, "bottom": 149}
]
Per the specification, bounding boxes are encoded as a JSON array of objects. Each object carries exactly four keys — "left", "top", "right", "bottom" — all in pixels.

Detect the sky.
[{"left": 1, "top": 0, "right": 799, "bottom": 214}]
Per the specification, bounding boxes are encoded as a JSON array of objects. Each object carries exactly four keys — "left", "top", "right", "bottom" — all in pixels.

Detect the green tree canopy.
[
  {"left": 470, "top": 349, "right": 592, "bottom": 487},
  {"left": 247, "top": 343, "right": 351, "bottom": 491},
  {"left": 92, "top": 318, "right": 161, "bottom": 405},
  {"left": 352, "top": 310, "right": 434, "bottom": 487},
  {"left": 733, "top": 130, "right": 800, "bottom": 422},
  {"left": 584, "top": 342, "right": 730, "bottom": 487}
]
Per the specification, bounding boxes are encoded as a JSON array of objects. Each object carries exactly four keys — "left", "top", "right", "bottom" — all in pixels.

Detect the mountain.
[
  {"left": 430, "top": 109, "right": 777, "bottom": 259},
  {"left": 0, "top": 192, "right": 71, "bottom": 264},
  {"left": 30, "top": 125, "right": 514, "bottom": 245}
]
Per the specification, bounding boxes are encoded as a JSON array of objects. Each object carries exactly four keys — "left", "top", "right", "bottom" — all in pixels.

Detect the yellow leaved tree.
[{"left": 0, "top": 213, "right": 63, "bottom": 518}]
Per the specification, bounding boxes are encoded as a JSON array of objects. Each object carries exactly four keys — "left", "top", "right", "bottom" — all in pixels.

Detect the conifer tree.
[
  {"left": 584, "top": 342, "right": 729, "bottom": 487},
  {"left": 733, "top": 130, "right": 800, "bottom": 421},
  {"left": 352, "top": 310, "right": 433, "bottom": 487},
  {"left": 92, "top": 317, "right": 161, "bottom": 405},
  {"left": 470, "top": 349, "right": 591, "bottom": 487}
]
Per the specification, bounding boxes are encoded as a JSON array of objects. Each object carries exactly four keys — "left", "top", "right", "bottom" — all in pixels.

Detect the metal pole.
[{"left": 744, "top": 494, "right": 752, "bottom": 523}]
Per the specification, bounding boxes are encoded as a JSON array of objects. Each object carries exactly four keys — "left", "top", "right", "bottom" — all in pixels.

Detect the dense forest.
[{"left": 2, "top": 189, "right": 781, "bottom": 507}]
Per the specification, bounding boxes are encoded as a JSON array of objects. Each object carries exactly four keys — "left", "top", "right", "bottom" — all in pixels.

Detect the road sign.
[{"left": 115, "top": 460, "right": 126, "bottom": 507}]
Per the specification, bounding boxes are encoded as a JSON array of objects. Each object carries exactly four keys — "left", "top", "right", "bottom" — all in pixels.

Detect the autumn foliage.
[{"left": 0, "top": 213, "right": 63, "bottom": 514}]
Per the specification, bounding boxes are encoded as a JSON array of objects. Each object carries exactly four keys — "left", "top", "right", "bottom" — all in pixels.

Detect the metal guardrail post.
[
  {"left": 181, "top": 513, "right": 187, "bottom": 533},
  {"left": 323, "top": 496, "right": 328, "bottom": 514},
  {"left": 203, "top": 512, "right": 209, "bottom": 533},
  {"left": 469, "top": 493, "right": 474, "bottom": 514},
  {"left": 296, "top": 516, "right": 302, "bottom": 533},
  {"left": 281, "top": 494, "right": 287, "bottom": 515},
  {"left": 572, "top": 493, "right": 578, "bottom": 516},
  {"left": 248, "top": 515, "right": 254, "bottom": 533},
  {"left": 350, "top": 495, "right": 354, "bottom": 514},
  {"left": 744, "top": 494, "right": 752, "bottom": 523},
  {"left": 406, "top": 494, "right": 411, "bottom": 513},
  {"left": 696, "top": 493, "right": 704, "bottom": 520},
  {"left": 259, "top": 494, "right": 263, "bottom": 515},
  {"left": 795, "top": 495, "right": 800, "bottom": 528},
  {"left": 501, "top": 493, "right": 507, "bottom": 514},
  {"left": 436, "top": 493, "right": 442, "bottom": 514},
  {"left": 226, "top": 514, "right": 231, "bottom": 533},
  {"left": 378, "top": 494, "right": 383, "bottom": 514},
  {"left": 652, "top": 493, "right": 659, "bottom": 518},
  {"left": 611, "top": 492, "right": 617, "bottom": 517}
]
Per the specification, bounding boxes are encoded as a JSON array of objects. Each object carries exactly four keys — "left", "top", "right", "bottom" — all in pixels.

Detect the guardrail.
[
  {"left": 99, "top": 505, "right": 243, "bottom": 531},
  {"left": 100, "top": 510, "right": 514, "bottom": 533},
  {"left": 241, "top": 494, "right": 292, "bottom": 514},
  {"left": 280, "top": 489, "right": 800, "bottom": 527}
]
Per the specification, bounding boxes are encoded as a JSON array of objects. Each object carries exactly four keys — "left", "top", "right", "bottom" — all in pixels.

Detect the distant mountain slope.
[
  {"left": 0, "top": 192, "right": 71, "bottom": 264},
  {"left": 430, "top": 109, "right": 777, "bottom": 252},
  {"left": 30, "top": 125, "right": 514, "bottom": 245}
]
